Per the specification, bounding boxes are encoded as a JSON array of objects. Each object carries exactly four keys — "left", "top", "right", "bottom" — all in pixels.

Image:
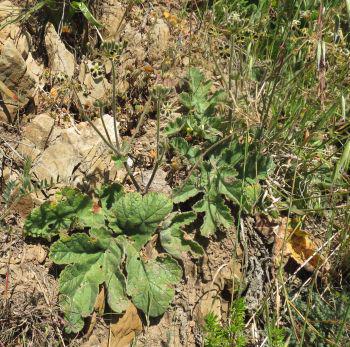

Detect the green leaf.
[
  {"left": 242, "top": 181, "right": 261, "bottom": 212},
  {"left": 70, "top": 1, "right": 103, "bottom": 27},
  {"left": 217, "top": 167, "right": 241, "bottom": 204},
  {"left": 160, "top": 211, "right": 203, "bottom": 259},
  {"left": 172, "top": 182, "right": 200, "bottom": 204},
  {"left": 193, "top": 195, "right": 233, "bottom": 236},
  {"left": 103, "top": 241, "right": 129, "bottom": 313},
  {"left": 112, "top": 192, "right": 173, "bottom": 249},
  {"left": 59, "top": 257, "right": 105, "bottom": 333},
  {"left": 24, "top": 188, "right": 103, "bottom": 240},
  {"left": 126, "top": 255, "right": 182, "bottom": 318},
  {"left": 50, "top": 232, "right": 128, "bottom": 331},
  {"left": 169, "top": 211, "right": 197, "bottom": 228},
  {"left": 170, "top": 137, "right": 200, "bottom": 162},
  {"left": 50, "top": 233, "right": 103, "bottom": 264},
  {"left": 160, "top": 227, "right": 203, "bottom": 259},
  {"left": 98, "top": 183, "right": 124, "bottom": 211},
  {"left": 165, "top": 117, "right": 186, "bottom": 136}
]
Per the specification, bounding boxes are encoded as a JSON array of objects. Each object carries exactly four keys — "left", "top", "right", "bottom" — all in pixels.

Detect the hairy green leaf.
[
  {"left": 126, "top": 255, "right": 182, "bottom": 318},
  {"left": 193, "top": 195, "right": 233, "bottom": 236},
  {"left": 59, "top": 257, "right": 105, "bottom": 333},
  {"left": 50, "top": 232, "right": 128, "bottom": 331},
  {"left": 112, "top": 192, "right": 173, "bottom": 249},
  {"left": 98, "top": 183, "right": 124, "bottom": 211},
  {"left": 160, "top": 211, "right": 203, "bottom": 259},
  {"left": 172, "top": 182, "right": 201, "bottom": 204},
  {"left": 24, "top": 188, "right": 104, "bottom": 240}
]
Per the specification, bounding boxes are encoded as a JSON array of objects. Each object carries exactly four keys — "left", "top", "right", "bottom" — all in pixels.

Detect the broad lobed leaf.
[{"left": 126, "top": 254, "right": 182, "bottom": 318}]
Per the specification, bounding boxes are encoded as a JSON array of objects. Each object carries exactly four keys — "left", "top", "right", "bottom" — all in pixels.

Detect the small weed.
[{"left": 204, "top": 297, "right": 246, "bottom": 347}]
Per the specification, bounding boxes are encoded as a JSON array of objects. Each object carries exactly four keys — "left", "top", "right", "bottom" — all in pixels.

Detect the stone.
[
  {"left": 44, "top": 23, "right": 75, "bottom": 77},
  {"left": 31, "top": 115, "right": 124, "bottom": 185},
  {"left": 0, "top": 39, "right": 36, "bottom": 123},
  {"left": 17, "top": 114, "right": 55, "bottom": 160},
  {"left": 26, "top": 52, "right": 44, "bottom": 84},
  {"left": 33, "top": 141, "right": 79, "bottom": 182},
  {"left": 0, "top": 1, "right": 31, "bottom": 59},
  {"left": 148, "top": 19, "right": 170, "bottom": 60},
  {"left": 99, "top": 0, "right": 125, "bottom": 40},
  {"left": 23, "top": 114, "right": 55, "bottom": 149},
  {"left": 0, "top": 1, "right": 19, "bottom": 44}
]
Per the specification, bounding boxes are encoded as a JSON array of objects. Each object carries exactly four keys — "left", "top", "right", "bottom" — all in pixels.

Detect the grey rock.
[
  {"left": 148, "top": 19, "right": 170, "bottom": 60},
  {"left": 99, "top": 0, "right": 124, "bottom": 40}
]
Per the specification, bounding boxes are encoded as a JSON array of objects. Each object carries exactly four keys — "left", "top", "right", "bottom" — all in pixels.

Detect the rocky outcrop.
[
  {"left": 21, "top": 115, "right": 124, "bottom": 186},
  {"left": 0, "top": 1, "right": 31, "bottom": 59},
  {"left": 45, "top": 23, "right": 75, "bottom": 78},
  {"left": 17, "top": 113, "right": 55, "bottom": 160},
  {"left": 0, "top": 40, "right": 36, "bottom": 123}
]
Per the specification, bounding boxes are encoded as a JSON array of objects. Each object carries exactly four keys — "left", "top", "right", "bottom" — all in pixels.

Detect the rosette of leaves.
[
  {"left": 171, "top": 138, "right": 273, "bottom": 236},
  {"left": 24, "top": 185, "right": 203, "bottom": 332},
  {"left": 165, "top": 68, "right": 226, "bottom": 143}
]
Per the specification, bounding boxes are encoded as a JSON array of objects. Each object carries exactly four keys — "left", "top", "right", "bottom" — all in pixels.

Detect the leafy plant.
[
  {"left": 204, "top": 297, "right": 246, "bottom": 347},
  {"left": 287, "top": 290, "right": 350, "bottom": 346},
  {"left": 24, "top": 185, "right": 203, "bottom": 332},
  {"left": 165, "top": 68, "right": 226, "bottom": 143},
  {"left": 171, "top": 138, "right": 273, "bottom": 236}
]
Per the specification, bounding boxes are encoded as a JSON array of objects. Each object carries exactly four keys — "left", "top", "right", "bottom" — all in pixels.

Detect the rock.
[
  {"left": 44, "top": 23, "right": 75, "bottom": 77},
  {"left": 26, "top": 52, "right": 44, "bottom": 84},
  {"left": 99, "top": 0, "right": 125, "bottom": 40},
  {"left": 0, "top": 1, "right": 31, "bottom": 59},
  {"left": 31, "top": 115, "right": 124, "bottom": 185},
  {"left": 139, "top": 168, "right": 171, "bottom": 195},
  {"left": 77, "top": 61, "right": 111, "bottom": 107},
  {"left": 34, "top": 140, "right": 78, "bottom": 182},
  {"left": 24, "top": 245, "right": 47, "bottom": 264},
  {"left": 17, "top": 114, "right": 55, "bottom": 160},
  {"left": 0, "top": 1, "right": 19, "bottom": 43},
  {"left": 148, "top": 19, "right": 170, "bottom": 60},
  {"left": 0, "top": 39, "right": 36, "bottom": 123}
]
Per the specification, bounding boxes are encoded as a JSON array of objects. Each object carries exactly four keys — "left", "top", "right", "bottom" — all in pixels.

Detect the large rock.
[
  {"left": 31, "top": 115, "right": 123, "bottom": 185},
  {"left": 0, "top": 40, "right": 36, "bottom": 123},
  {"left": 148, "top": 19, "right": 170, "bottom": 60},
  {"left": 17, "top": 114, "right": 55, "bottom": 160},
  {"left": 0, "top": 1, "right": 31, "bottom": 59},
  {"left": 99, "top": 0, "right": 125, "bottom": 40},
  {"left": 45, "top": 23, "right": 75, "bottom": 77}
]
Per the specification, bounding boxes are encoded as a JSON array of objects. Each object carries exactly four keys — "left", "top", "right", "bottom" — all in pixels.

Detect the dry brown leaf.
[
  {"left": 108, "top": 303, "right": 142, "bottom": 347},
  {"left": 289, "top": 229, "right": 326, "bottom": 272},
  {"left": 272, "top": 217, "right": 290, "bottom": 267},
  {"left": 86, "top": 286, "right": 105, "bottom": 337},
  {"left": 272, "top": 218, "right": 327, "bottom": 272}
]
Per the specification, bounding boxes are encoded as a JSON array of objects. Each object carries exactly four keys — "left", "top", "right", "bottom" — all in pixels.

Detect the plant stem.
[{"left": 145, "top": 98, "right": 162, "bottom": 192}]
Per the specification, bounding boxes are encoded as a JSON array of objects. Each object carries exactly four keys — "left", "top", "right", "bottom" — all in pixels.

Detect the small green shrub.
[
  {"left": 204, "top": 297, "right": 246, "bottom": 347},
  {"left": 24, "top": 184, "right": 203, "bottom": 332},
  {"left": 171, "top": 138, "right": 273, "bottom": 236},
  {"left": 287, "top": 290, "right": 350, "bottom": 346},
  {"left": 165, "top": 68, "right": 226, "bottom": 143}
]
